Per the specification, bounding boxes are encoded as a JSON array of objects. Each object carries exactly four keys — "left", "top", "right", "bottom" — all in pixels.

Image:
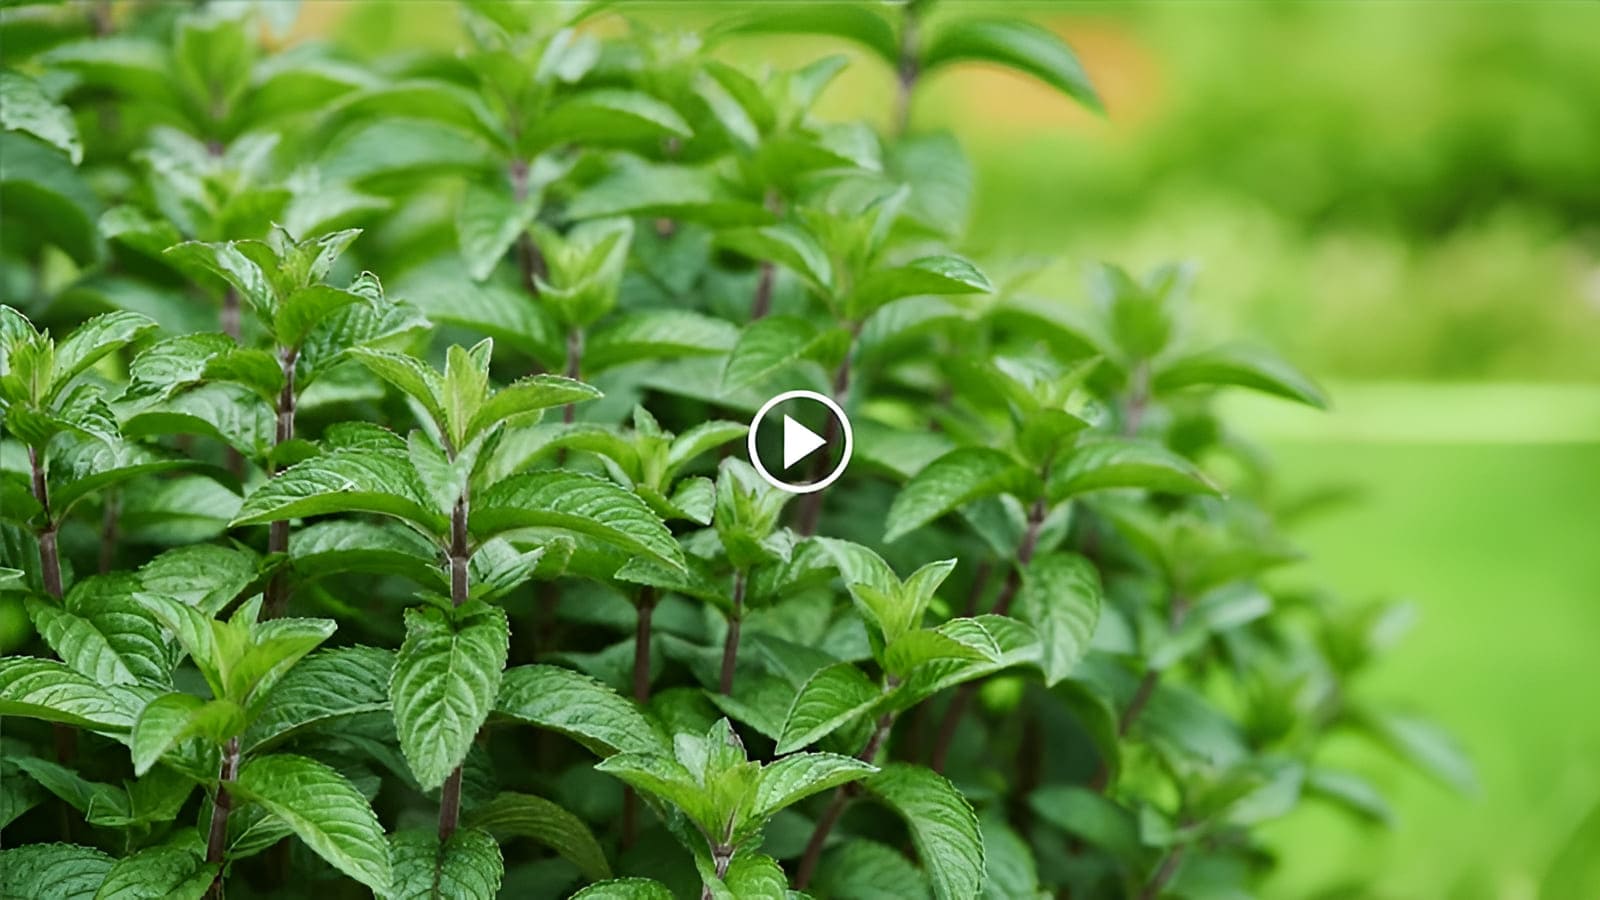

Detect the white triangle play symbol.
[{"left": 782, "top": 415, "right": 826, "bottom": 469}]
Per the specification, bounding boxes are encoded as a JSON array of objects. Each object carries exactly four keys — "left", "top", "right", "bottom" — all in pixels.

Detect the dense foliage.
[{"left": 0, "top": 2, "right": 1470, "bottom": 898}]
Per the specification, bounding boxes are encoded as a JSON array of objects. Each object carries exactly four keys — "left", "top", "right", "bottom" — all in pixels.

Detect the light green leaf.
[
  {"left": 231, "top": 448, "right": 445, "bottom": 536},
  {"left": 458, "top": 179, "right": 533, "bottom": 282},
  {"left": 0, "top": 843, "right": 114, "bottom": 900},
  {"left": 93, "top": 843, "right": 215, "bottom": 900},
  {"left": 129, "top": 693, "right": 245, "bottom": 776},
  {"left": 1356, "top": 709, "right": 1476, "bottom": 794},
  {"left": 584, "top": 310, "right": 739, "bottom": 374},
  {"left": 884, "top": 448, "right": 1037, "bottom": 542},
  {"left": 469, "top": 375, "right": 601, "bottom": 439},
  {"left": 290, "top": 520, "right": 443, "bottom": 587},
  {"left": 1047, "top": 437, "right": 1219, "bottom": 501},
  {"left": 275, "top": 285, "right": 364, "bottom": 348},
  {"left": 721, "top": 316, "right": 847, "bottom": 391},
  {"left": 571, "top": 879, "right": 674, "bottom": 900},
  {"left": 388, "top": 828, "right": 504, "bottom": 900},
  {"left": 347, "top": 347, "right": 447, "bottom": 429},
  {"left": 922, "top": 18, "right": 1101, "bottom": 112},
  {"left": 666, "top": 421, "right": 748, "bottom": 475},
  {"left": 979, "top": 811, "right": 1039, "bottom": 900},
  {"left": 864, "top": 764, "right": 984, "bottom": 900},
  {"left": 50, "top": 311, "right": 156, "bottom": 399},
  {"left": 1, "top": 72, "right": 83, "bottom": 164},
  {"left": 523, "top": 89, "right": 692, "bottom": 155},
  {"left": 137, "top": 545, "right": 259, "bottom": 616},
  {"left": 1306, "top": 767, "right": 1394, "bottom": 825},
  {"left": 473, "top": 471, "right": 685, "bottom": 572},
  {"left": 1014, "top": 553, "right": 1101, "bottom": 686},
  {"left": 495, "top": 664, "right": 668, "bottom": 756},
  {"left": 752, "top": 752, "right": 876, "bottom": 823},
  {"left": 123, "top": 383, "right": 275, "bottom": 458},
  {"left": 392, "top": 260, "right": 561, "bottom": 367},
  {"left": 0, "top": 656, "right": 133, "bottom": 732},
  {"left": 566, "top": 160, "right": 770, "bottom": 226},
  {"left": 201, "top": 347, "right": 284, "bottom": 401},
  {"left": 883, "top": 629, "right": 991, "bottom": 681},
  {"left": 243, "top": 646, "right": 394, "bottom": 755},
  {"left": 1154, "top": 342, "right": 1328, "bottom": 409},
  {"left": 717, "top": 224, "right": 833, "bottom": 292},
  {"left": 593, "top": 751, "right": 718, "bottom": 836},
  {"left": 389, "top": 603, "right": 509, "bottom": 791},
  {"left": 776, "top": 662, "right": 880, "bottom": 754},
  {"left": 25, "top": 592, "right": 164, "bottom": 688},
  {"left": 714, "top": 4, "right": 898, "bottom": 64},
  {"left": 162, "top": 241, "right": 274, "bottom": 316},
  {"left": 232, "top": 753, "right": 391, "bottom": 894},
  {"left": 0, "top": 132, "right": 101, "bottom": 265},
  {"left": 850, "top": 256, "right": 991, "bottom": 318},
  {"left": 468, "top": 792, "right": 612, "bottom": 881}
]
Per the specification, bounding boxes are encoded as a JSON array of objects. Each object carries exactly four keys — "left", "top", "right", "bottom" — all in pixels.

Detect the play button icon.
[
  {"left": 748, "top": 389, "right": 853, "bottom": 494},
  {"left": 782, "top": 415, "right": 826, "bottom": 469}
]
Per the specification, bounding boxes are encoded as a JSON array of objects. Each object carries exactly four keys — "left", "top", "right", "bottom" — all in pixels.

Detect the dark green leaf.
[
  {"left": 473, "top": 471, "right": 685, "bottom": 572},
  {"left": 389, "top": 603, "right": 509, "bottom": 791},
  {"left": 232, "top": 753, "right": 391, "bottom": 894},
  {"left": 467, "top": 792, "right": 612, "bottom": 881},
  {"left": 864, "top": 764, "right": 984, "bottom": 900}
]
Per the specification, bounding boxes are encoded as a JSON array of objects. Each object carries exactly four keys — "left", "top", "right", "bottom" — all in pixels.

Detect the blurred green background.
[{"left": 40, "top": 0, "right": 1600, "bottom": 895}]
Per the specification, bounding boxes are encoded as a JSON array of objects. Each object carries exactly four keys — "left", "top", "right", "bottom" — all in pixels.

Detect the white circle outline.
[{"left": 746, "top": 390, "right": 854, "bottom": 495}]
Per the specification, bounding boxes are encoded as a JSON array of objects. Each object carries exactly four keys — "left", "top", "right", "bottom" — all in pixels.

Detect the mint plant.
[{"left": 1, "top": 3, "right": 1470, "bottom": 899}]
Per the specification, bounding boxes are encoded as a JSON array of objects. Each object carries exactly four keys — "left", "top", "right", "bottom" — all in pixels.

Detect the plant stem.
[
  {"left": 719, "top": 572, "right": 746, "bottom": 695},
  {"left": 751, "top": 261, "right": 775, "bottom": 320},
  {"left": 203, "top": 736, "right": 240, "bottom": 900},
  {"left": 1123, "top": 362, "right": 1150, "bottom": 437},
  {"left": 439, "top": 488, "right": 472, "bottom": 843},
  {"left": 795, "top": 709, "right": 895, "bottom": 888},
  {"left": 929, "top": 498, "right": 1047, "bottom": 773},
  {"left": 893, "top": 7, "right": 921, "bottom": 136},
  {"left": 27, "top": 447, "right": 63, "bottom": 600},
  {"left": 263, "top": 347, "right": 298, "bottom": 619},
  {"left": 221, "top": 287, "right": 240, "bottom": 341},
  {"left": 622, "top": 588, "right": 656, "bottom": 849},
  {"left": 562, "top": 327, "right": 583, "bottom": 424},
  {"left": 1118, "top": 595, "right": 1191, "bottom": 738},
  {"left": 98, "top": 493, "right": 119, "bottom": 574},
  {"left": 510, "top": 159, "right": 546, "bottom": 298},
  {"left": 796, "top": 325, "right": 859, "bottom": 536},
  {"left": 1139, "top": 841, "right": 1188, "bottom": 900}
]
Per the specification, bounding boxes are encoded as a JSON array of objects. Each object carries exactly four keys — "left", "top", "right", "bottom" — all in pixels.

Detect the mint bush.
[{"left": 0, "top": 2, "right": 1469, "bottom": 898}]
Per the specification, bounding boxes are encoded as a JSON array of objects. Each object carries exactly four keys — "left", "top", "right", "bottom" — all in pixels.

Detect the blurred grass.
[{"left": 1260, "top": 437, "right": 1600, "bottom": 899}]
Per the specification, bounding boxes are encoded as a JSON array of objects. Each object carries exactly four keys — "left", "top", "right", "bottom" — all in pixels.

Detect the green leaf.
[
  {"left": 571, "top": 879, "right": 674, "bottom": 900},
  {"left": 883, "top": 629, "right": 992, "bottom": 681},
  {"left": 92, "top": 843, "right": 217, "bottom": 900},
  {"left": 129, "top": 693, "right": 245, "bottom": 776},
  {"left": 201, "top": 347, "right": 284, "bottom": 402},
  {"left": 864, "top": 764, "right": 984, "bottom": 900},
  {"left": 458, "top": 179, "right": 534, "bottom": 281},
  {"left": 348, "top": 347, "right": 447, "bottom": 429},
  {"left": 776, "top": 662, "right": 880, "bottom": 754},
  {"left": 667, "top": 421, "right": 749, "bottom": 475},
  {"left": 850, "top": 256, "right": 991, "bottom": 319},
  {"left": 1154, "top": 343, "right": 1328, "bottom": 409},
  {"left": 50, "top": 311, "right": 156, "bottom": 399},
  {"left": 11, "top": 757, "right": 128, "bottom": 824},
  {"left": 1047, "top": 437, "right": 1219, "bottom": 501},
  {"left": 243, "top": 646, "right": 394, "bottom": 755},
  {"left": 921, "top": 18, "right": 1102, "bottom": 112},
  {"left": 232, "top": 753, "right": 391, "bottom": 894},
  {"left": 1305, "top": 767, "right": 1393, "bottom": 825},
  {"left": 389, "top": 603, "right": 509, "bottom": 791},
  {"left": 0, "top": 132, "right": 101, "bottom": 265},
  {"left": 979, "top": 811, "right": 1039, "bottom": 900},
  {"left": 469, "top": 375, "right": 601, "bottom": 439},
  {"left": 720, "top": 316, "right": 848, "bottom": 391},
  {"left": 1355, "top": 709, "right": 1476, "bottom": 794},
  {"left": 231, "top": 448, "right": 445, "bottom": 536},
  {"left": 391, "top": 260, "right": 561, "bottom": 367},
  {"left": 388, "top": 828, "right": 504, "bottom": 900},
  {"left": 714, "top": 3, "right": 898, "bottom": 64},
  {"left": 717, "top": 224, "right": 833, "bottom": 292},
  {"left": 584, "top": 311, "right": 739, "bottom": 374},
  {"left": 0, "top": 843, "right": 114, "bottom": 900},
  {"left": 137, "top": 545, "right": 259, "bottom": 616},
  {"left": 567, "top": 160, "right": 770, "bottom": 226},
  {"left": 496, "top": 664, "right": 668, "bottom": 756},
  {"left": 753, "top": 752, "right": 876, "bottom": 823},
  {"left": 813, "top": 840, "right": 929, "bottom": 900},
  {"left": 884, "top": 448, "right": 1037, "bottom": 542},
  {"left": 163, "top": 241, "right": 274, "bottom": 317},
  {"left": 1014, "top": 553, "right": 1101, "bottom": 686},
  {"left": 467, "top": 792, "right": 612, "bottom": 881},
  {"left": 123, "top": 383, "right": 275, "bottom": 458},
  {"left": 473, "top": 471, "right": 685, "bottom": 572},
  {"left": 0, "top": 71, "right": 83, "bottom": 164},
  {"left": 275, "top": 285, "right": 365, "bottom": 348},
  {"left": 25, "top": 593, "right": 164, "bottom": 688},
  {"left": 593, "top": 751, "right": 719, "bottom": 837},
  {"left": 1028, "top": 785, "right": 1140, "bottom": 862},
  {"left": 523, "top": 89, "right": 692, "bottom": 155},
  {"left": 0, "top": 656, "right": 133, "bottom": 732},
  {"left": 290, "top": 520, "right": 442, "bottom": 587}
]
